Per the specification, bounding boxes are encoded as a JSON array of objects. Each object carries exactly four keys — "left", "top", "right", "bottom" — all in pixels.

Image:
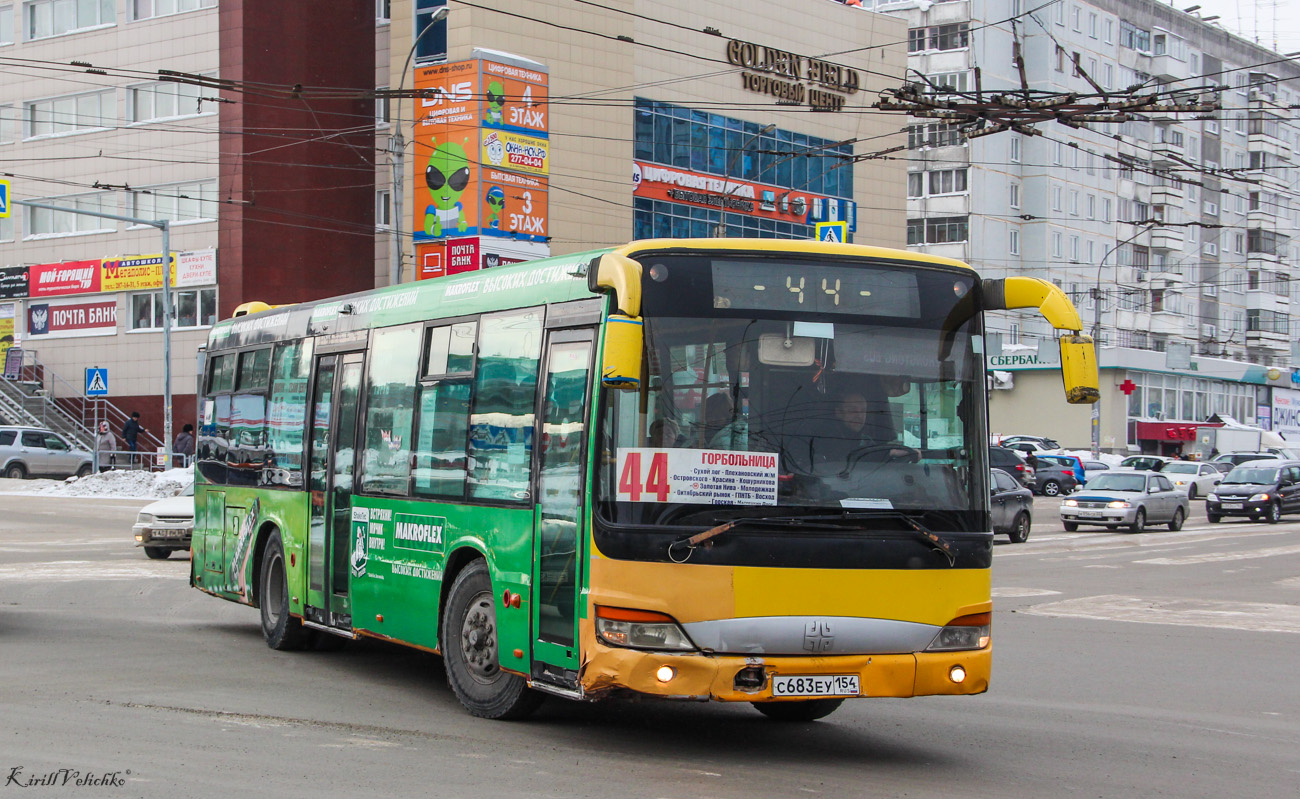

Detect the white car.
[
  {"left": 1158, "top": 461, "right": 1223, "bottom": 499},
  {"left": 132, "top": 483, "right": 194, "bottom": 560},
  {"left": 1081, "top": 460, "right": 1112, "bottom": 483}
]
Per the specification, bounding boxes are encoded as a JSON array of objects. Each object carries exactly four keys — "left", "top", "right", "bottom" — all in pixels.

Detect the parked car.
[
  {"left": 0, "top": 426, "right": 93, "bottom": 480},
  {"left": 989, "top": 446, "right": 1035, "bottom": 489},
  {"left": 1059, "top": 470, "right": 1190, "bottom": 533},
  {"left": 1082, "top": 460, "right": 1112, "bottom": 483},
  {"left": 132, "top": 483, "right": 194, "bottom": 559},
  {"left": 1212, "top": 452, "right": 1284, "bottom": 467},
  {"left": 1036, "top": 453, "right": 1086, "bottom": 485},
  {"left": 1204, "top": 461, "right": 1234, "bottom": 474},
  {"left": 1159, "top": 461, "right": 1224, "bottom": 499},
  {"left": 1002, "top": 440, "right": 1060, "bottom": 457},
  {"left": 1205, "top": 461, "right": 1300, "bottom": 524},
  {"left": 1031, "top": 461, "right": 1079, "bottom": 497},
  {"left": 1118, "top": 455, "right": 1171, "bottom": 472},
  {"left": 990, "top": 469, "right": 1033, "bottom": 543},
  {"left": 999, "top": 435, "right": 1061, "bottom": 450}
]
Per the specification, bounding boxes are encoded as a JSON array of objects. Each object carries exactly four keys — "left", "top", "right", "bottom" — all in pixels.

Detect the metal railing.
[{"left": 2, "top": 349, "right": 165, "bottom": 453}]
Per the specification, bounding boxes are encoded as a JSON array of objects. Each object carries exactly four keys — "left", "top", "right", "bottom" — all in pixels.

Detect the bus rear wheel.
[
  {"left": 442, "top": 559, "right": 541, "bottom": 720},
  {"left": 753, "top": 698, "right": 844, "bottom": 722},
  {"left": 259, "top": 529, "right": 311, "bottom": 651}
]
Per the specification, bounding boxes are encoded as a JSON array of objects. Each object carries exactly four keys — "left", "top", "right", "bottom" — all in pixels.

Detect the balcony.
[
  {"left": 1246, "top": 289, "right": 1291, "bottom": 314},
  {"left": 1246, "top": 330, "right": 1291, "bottom": 350},
  {"left": 1150, "top": 54, "right": 1192, "bottom": 83},
  {"left": 1150, "top": 311, "right": 1191, "bottom": 335},
  {"left": 1247, "top": 207, "right": 1279, "bottom": 228},
  {"left": 1150, "top": 227, "right": 1184, "bottom": 249},
  {"left": 1150, "top": 140, "right": 1183, "bottom": 164},
  {"left": 1150, "top": 184, "right": 1184, "bottom": 205},
  {"left": 1248, "top": 134, "right": 1291, "bottom": 162}
]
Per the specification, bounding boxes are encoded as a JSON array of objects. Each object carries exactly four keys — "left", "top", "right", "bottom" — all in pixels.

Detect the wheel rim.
[
  {"left": 1134, "top": 510, "right": 1145, "bottom": 529},
  {"left": 1271, "top": 504, "right": 1280, "bottom": 522},
  {"left": 1018, "top": 516, "right": 1029, "bottom": 539},
  {"left": 264, "top": 551, "right": 284, "bottom": 628},
  {"left": 1044, "top": 482, "right": 1059, "bottom": 496},
  {"left": 460, "top": 591, "right": 500, "bottom": 684},
  {"left": 1174, "top": 509, "right": 1184, "bottom": 528}
]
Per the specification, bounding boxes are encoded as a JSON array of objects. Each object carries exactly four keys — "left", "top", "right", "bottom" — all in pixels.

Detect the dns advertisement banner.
[{"left": 412, "top": 56, "right": 549, "bottom": 246}]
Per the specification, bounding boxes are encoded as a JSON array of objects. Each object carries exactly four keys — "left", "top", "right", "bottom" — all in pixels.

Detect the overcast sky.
[{"left": 1179, "top": 0, "right": 1300, "bottom": 57}]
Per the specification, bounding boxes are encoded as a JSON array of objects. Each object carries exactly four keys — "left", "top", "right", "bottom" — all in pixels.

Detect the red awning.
[{"left": 1134, "top": 422, "right": 1208, "bottom": 441}]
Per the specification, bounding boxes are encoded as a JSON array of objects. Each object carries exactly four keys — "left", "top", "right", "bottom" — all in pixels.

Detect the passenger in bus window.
[{"left": 648, "top": 417, "right": 682, "bottom": 448}]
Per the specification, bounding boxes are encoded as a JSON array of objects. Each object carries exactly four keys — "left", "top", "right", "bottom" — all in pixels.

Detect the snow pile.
[{"left": 38, "top": 466, "right": 194, "bottom": 498}]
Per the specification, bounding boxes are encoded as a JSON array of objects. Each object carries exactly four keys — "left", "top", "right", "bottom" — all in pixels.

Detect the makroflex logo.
[{"left": 393, "top": 514, "right": 446, "bottom": 553}]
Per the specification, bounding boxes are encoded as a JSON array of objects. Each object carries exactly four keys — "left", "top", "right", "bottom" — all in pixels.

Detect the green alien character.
[
  {"left": 485, "top": 80, "right": 506, "bottom": 125},
  {"left": 484, "top": 185, "right": 505, "bottom": 229},
  {"left": 423, "top": 140, "right": 471, "bottom": 237}
]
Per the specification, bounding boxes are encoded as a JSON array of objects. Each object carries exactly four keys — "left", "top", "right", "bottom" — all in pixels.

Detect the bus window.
[
  {"left": 413, "top": 381, "right": 472, "bottom": 498},
  {"left": 237, "top": 349, "right": 271, "bottom": 392},
  {"left": 267, "top": 340, "right": 313, "bottom": 488},
  {"left": 361, "top": 325, "right": 421, "bottom": 495},
  {"left": 208, "top": 354, "right": 234, "bottom": 394},
  {"left": 468, "top": 310, "right": 542, "bottom": 502},
  {"left": 229, "top": 393, "right": 267, "bottom": 486}
]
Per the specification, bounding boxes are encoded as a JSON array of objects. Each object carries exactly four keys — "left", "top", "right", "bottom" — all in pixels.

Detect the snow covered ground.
[{"left": 0, "top": 467, "right": 193, "bottom": 499}]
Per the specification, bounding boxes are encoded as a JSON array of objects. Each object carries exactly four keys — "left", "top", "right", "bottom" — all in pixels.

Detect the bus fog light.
[
  {"left": 656, "top": 665, "right": 675, "bottom": 683},
  {"left": 949, "top": 665, "right": 966, "bottom": 684}
]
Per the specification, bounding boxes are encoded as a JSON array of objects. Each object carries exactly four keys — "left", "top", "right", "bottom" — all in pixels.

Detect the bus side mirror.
[
  {"left": 1059, "top": 334, "right": 1100, "bottom": 405},
  {"left": 588, "top": 253, "right": 644, "bottom": 390}
]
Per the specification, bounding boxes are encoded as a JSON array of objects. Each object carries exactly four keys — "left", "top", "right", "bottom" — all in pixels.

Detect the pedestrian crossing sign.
[
  {"left": 0, "top": 179, "right": 9, "bottom": 219},
  {"left": 816, "top": 221, "right": 847, "bottom": 243},
  {"left": 85, "top": 367, "right": 108, "bottom": 397}
]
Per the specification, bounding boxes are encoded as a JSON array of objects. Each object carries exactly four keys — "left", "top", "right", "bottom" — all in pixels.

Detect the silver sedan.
[{"left": 1058, "top": 470, "right": 1191, "bottom": 533}]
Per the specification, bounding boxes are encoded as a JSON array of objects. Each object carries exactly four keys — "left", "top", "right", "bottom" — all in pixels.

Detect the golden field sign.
[{"left": 725, "top": 38, "right": 861, "bottom": 112}]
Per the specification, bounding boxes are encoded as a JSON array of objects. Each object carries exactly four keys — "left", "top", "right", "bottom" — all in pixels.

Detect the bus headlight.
[
  {"left": 595, "top": 606, "right": 696, "bottom": 651},
  {"left": 926, "top": 612, "right": 991, "bottom": 652}
]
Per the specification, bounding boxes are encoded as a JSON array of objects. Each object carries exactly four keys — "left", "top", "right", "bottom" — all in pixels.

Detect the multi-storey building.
[{"left": 874, "top": 0, "right": 1300, "bottom": 451}]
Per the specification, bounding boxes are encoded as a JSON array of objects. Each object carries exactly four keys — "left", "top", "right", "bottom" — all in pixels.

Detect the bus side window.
[
  {"left": 468, "top": 310, "right": 542, "bottom": 502},
  {"left": 266, "top": 340, "right": 313, "bottom": 488},
  {"left": 360, "top": 324, "right": 421, "bottom": 495}
]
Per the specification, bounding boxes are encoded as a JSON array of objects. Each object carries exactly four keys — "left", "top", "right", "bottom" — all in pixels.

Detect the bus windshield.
[{"left": 597, "top": 254, "right": 986, "bottom": 530}]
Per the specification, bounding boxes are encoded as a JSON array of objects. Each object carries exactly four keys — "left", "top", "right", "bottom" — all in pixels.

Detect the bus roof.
[{"left": 207, "top": 240, "right": 974, "bottom": 352}]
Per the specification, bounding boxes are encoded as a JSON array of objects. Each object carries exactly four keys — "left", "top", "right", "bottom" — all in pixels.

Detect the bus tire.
[
  {"left": 442, "top": 559, "right": 541, "bottom": 720},
  {"left": 259, "top": 529, "right": 311, "bottom": 651},
  {"left": 753, "top": 698, "right": 844, "bottom": 722}
]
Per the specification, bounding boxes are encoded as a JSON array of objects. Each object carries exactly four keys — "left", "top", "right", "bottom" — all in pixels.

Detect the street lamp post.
[
  {"left": 389, "top": 5, "right": 450, "bottom": 286},
  {"left": 1091, "top": 224, "right": 1153, "bottom": 458},
  {"left": 713, "top": 123, "right": 777, "bottom": 237}
]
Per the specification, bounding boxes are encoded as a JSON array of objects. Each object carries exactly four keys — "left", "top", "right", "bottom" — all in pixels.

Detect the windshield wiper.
[{"left": 667, "top": 511, "right": 958, "bottom": 566}]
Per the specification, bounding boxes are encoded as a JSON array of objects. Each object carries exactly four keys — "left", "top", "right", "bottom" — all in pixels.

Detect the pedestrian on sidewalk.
[
  {"left": 94, "top": 422, "right": 117, "bottom": 472},
  {"left": 122, "top": 412, "right": 145, "bottom": 465}
]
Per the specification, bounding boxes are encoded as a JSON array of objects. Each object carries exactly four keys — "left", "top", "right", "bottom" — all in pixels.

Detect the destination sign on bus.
[{"left": 616, "top": 448, "right": 779, "bottom": 505}]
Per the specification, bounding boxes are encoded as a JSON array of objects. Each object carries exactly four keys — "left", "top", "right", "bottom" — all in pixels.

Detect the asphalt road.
[{"left": 1, "top": 492, "right": 1297, "bottom": 799}]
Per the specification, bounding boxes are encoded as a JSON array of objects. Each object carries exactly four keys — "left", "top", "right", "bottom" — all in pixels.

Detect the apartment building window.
[
  {"left": 375, "top": 87, "right": 390, "bottom": 128},
  {"left": 133, "top": 0, "right": 216, "bottom": 20},
  {"left": 1052, "top": 185, "right": 1062, "bottom": 211},
  {"left": 0, "top": 104, "right": 16, "bottom": 143},
  {"left": 129, "top": 181, "right": 217, "bottom": 224},
  {"left": 129, "top": 77, "right": 209, "bottom": 122},
  {"left": 1247, "top": 309, "right": 1289, "bottom": 335},
  {"left": 1203, "top": 200, "right": 1218, "bottom": 217},
  {"left": 25, "top": 192, "right": 113, "bottom": 236},
  {"left": 1009, "top": 229, "right": 1020, "bottom": 255},
  {"left": 927, "top": 23, "right": 969, "bottom": 51},
  {"left": 1055, "top": 46, "right": 1066, "bottom": 73},
  {"left": 376, "top": 0, "right": 390, "bottom": 22},
  {"left": 25, "top": 0, "right": 114, "bottom": 39},
  {"left": 1054, "top": 2, "right": 1064, "bottom": 25},
  {"left": 376, "top": 189, "right": 391, "bottom": 230},
  {"left": 1102, "top": 198, "right": 1112, "bottom": 222},
  {"left": 131, "top": 287, "right": 217, "bottom": 331},
  {"left": 25, "top": 90, "right": 113, "bottom": 138},
  {"left": 907, "top": 216, "right": 968, "bottom": 244},
  {"left": 928, "top": 168, "right": 967, "bottom": 195},
  {"left": 1103, "top": 63, "right": 1114, "bottom": 90},
  {"left": 1104, "top": 19, "right": 1114, "bottom": 44},
  {"left": 1086, "top": 194, "right": 1095, "bottom": 219},
  {"left": 1069, "top": 190, "right": 1079, "bottom": 216},
  {"left": 1089, "top": 12, "right": 1097, "bottom": 38},
  {"left": 1233, "top": 232, "right": 1245, "bottom": 254},
  {"left": 1070, "top": 235, "right": 1080, "bottom": 261},
  {"left": 0, "top": 5, "right": 13, "bottom": 44},
  {"left": 1248, "top": 228, "right": 1288, "bottom": 256},
  {"left": 907, "top": 172, "right": 923, "bottom": 198},
  {"left": 929, "top": 72, "right": 968, "bottom": 93},
  {"left": 1120, "top": 21, "right": 1150, "bottom": 52},
  {"left": 1051, "top": 231, "right": 1063, "bottom": 257},
  {"left": 0, "top": 213, "right": 13, "bottom": 240},
  {"left": 1009, "top": 135, "right": 1021, "bottom": 163},
  {"left": 908, "top": 28, "right": 925, "bottom": 52},
  {"left": 1071, "top": 6, "right": 1080, "bottom": 31},
  {"left": 908, "top": 122, "right": 962, "bottom": 149},
  {"left": 1009, "top": 182, "right": 1020, "bottom": 209},
  {"left": 1053, "top": 140, "right": 1063, "bottom": 165},
  {"left": 1071, "top": 51, "right": 1082, "bottom": 78}
]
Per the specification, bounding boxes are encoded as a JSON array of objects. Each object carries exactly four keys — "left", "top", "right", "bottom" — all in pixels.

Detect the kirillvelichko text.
[{"left": 5, "top": 767, "right": 128, "bottom": 788}]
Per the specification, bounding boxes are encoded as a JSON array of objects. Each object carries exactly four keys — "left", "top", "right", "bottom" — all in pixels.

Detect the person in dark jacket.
[
  {"left": 122, "top": 412, "right": 145, "bottom": 463},
  {"left": 174, "top": 424, "right": 195, "bottom": 459}
]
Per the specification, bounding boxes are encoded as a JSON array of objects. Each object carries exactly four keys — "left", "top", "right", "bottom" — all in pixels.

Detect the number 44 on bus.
[{"left": 192, "top": 238, "right": 1097, "bottom": 720}]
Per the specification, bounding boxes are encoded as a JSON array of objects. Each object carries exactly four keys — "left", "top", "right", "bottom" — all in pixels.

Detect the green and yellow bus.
[{"left": 192, "top": 239, "right": 1096, "bottom": 720}]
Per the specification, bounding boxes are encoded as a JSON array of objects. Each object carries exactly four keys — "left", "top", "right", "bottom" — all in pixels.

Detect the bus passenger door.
[
  {"left": 530, "top": 329, "right": 595, "bottom": 687},
  {"left": 306, "top": 352, "right": 365, "bottom": 627}
]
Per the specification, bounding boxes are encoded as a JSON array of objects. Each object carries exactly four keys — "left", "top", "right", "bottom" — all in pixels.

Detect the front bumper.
[
  {"left": 133, "top": 522, "right": 193, "bottom": 550},
  {"left": 1206, "top": 498, "right": 1269, "bottom": 517},
  {"left": 1059, "top": 506, "right": 1138, "bottom": 525},
  {"left": 578, "top": 641, "right": 991, "bottom": 702}
]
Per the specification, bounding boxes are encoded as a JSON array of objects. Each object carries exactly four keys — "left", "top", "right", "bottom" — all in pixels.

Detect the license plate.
[
  {"left": 1077, "top": 511, "right": 1103, "bottom": 518},
  {"left": 150, "top": 530, "right": 185, "bottom": 539},
  {"left": 771, "top": 674, "right": 860, "bottom": 698},
  {"left": 1221, "top": 503, "right": 1243, "bottom": 510}
]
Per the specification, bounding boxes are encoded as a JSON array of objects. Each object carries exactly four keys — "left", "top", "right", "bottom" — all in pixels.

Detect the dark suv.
[
  {"left": 989, "top": 446, "right": 1034, "bottom": 489},
  {"left": 1206, "top": 461, "right": 1300, "bottom": 524}
]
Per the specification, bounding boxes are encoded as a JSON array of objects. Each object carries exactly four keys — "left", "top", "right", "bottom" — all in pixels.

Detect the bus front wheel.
[
  {"left": 442, "top": 559, "right": 542, "bottom": 720},
  {"left": 259, "top": 529, "right": 311, "bottom": 651},
  {"left": 753, "top": 698, "right": 844, "bottom": 722}
]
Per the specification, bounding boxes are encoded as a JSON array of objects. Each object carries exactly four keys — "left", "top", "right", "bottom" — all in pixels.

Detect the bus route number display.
[{"left": 616, "top": 448, "right": 779, "bottom": 505}]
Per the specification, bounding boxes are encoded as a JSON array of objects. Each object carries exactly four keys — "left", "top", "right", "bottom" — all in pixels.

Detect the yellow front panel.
[{"left": 733, "top": 566, "right": 991, "bottom": 626}]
